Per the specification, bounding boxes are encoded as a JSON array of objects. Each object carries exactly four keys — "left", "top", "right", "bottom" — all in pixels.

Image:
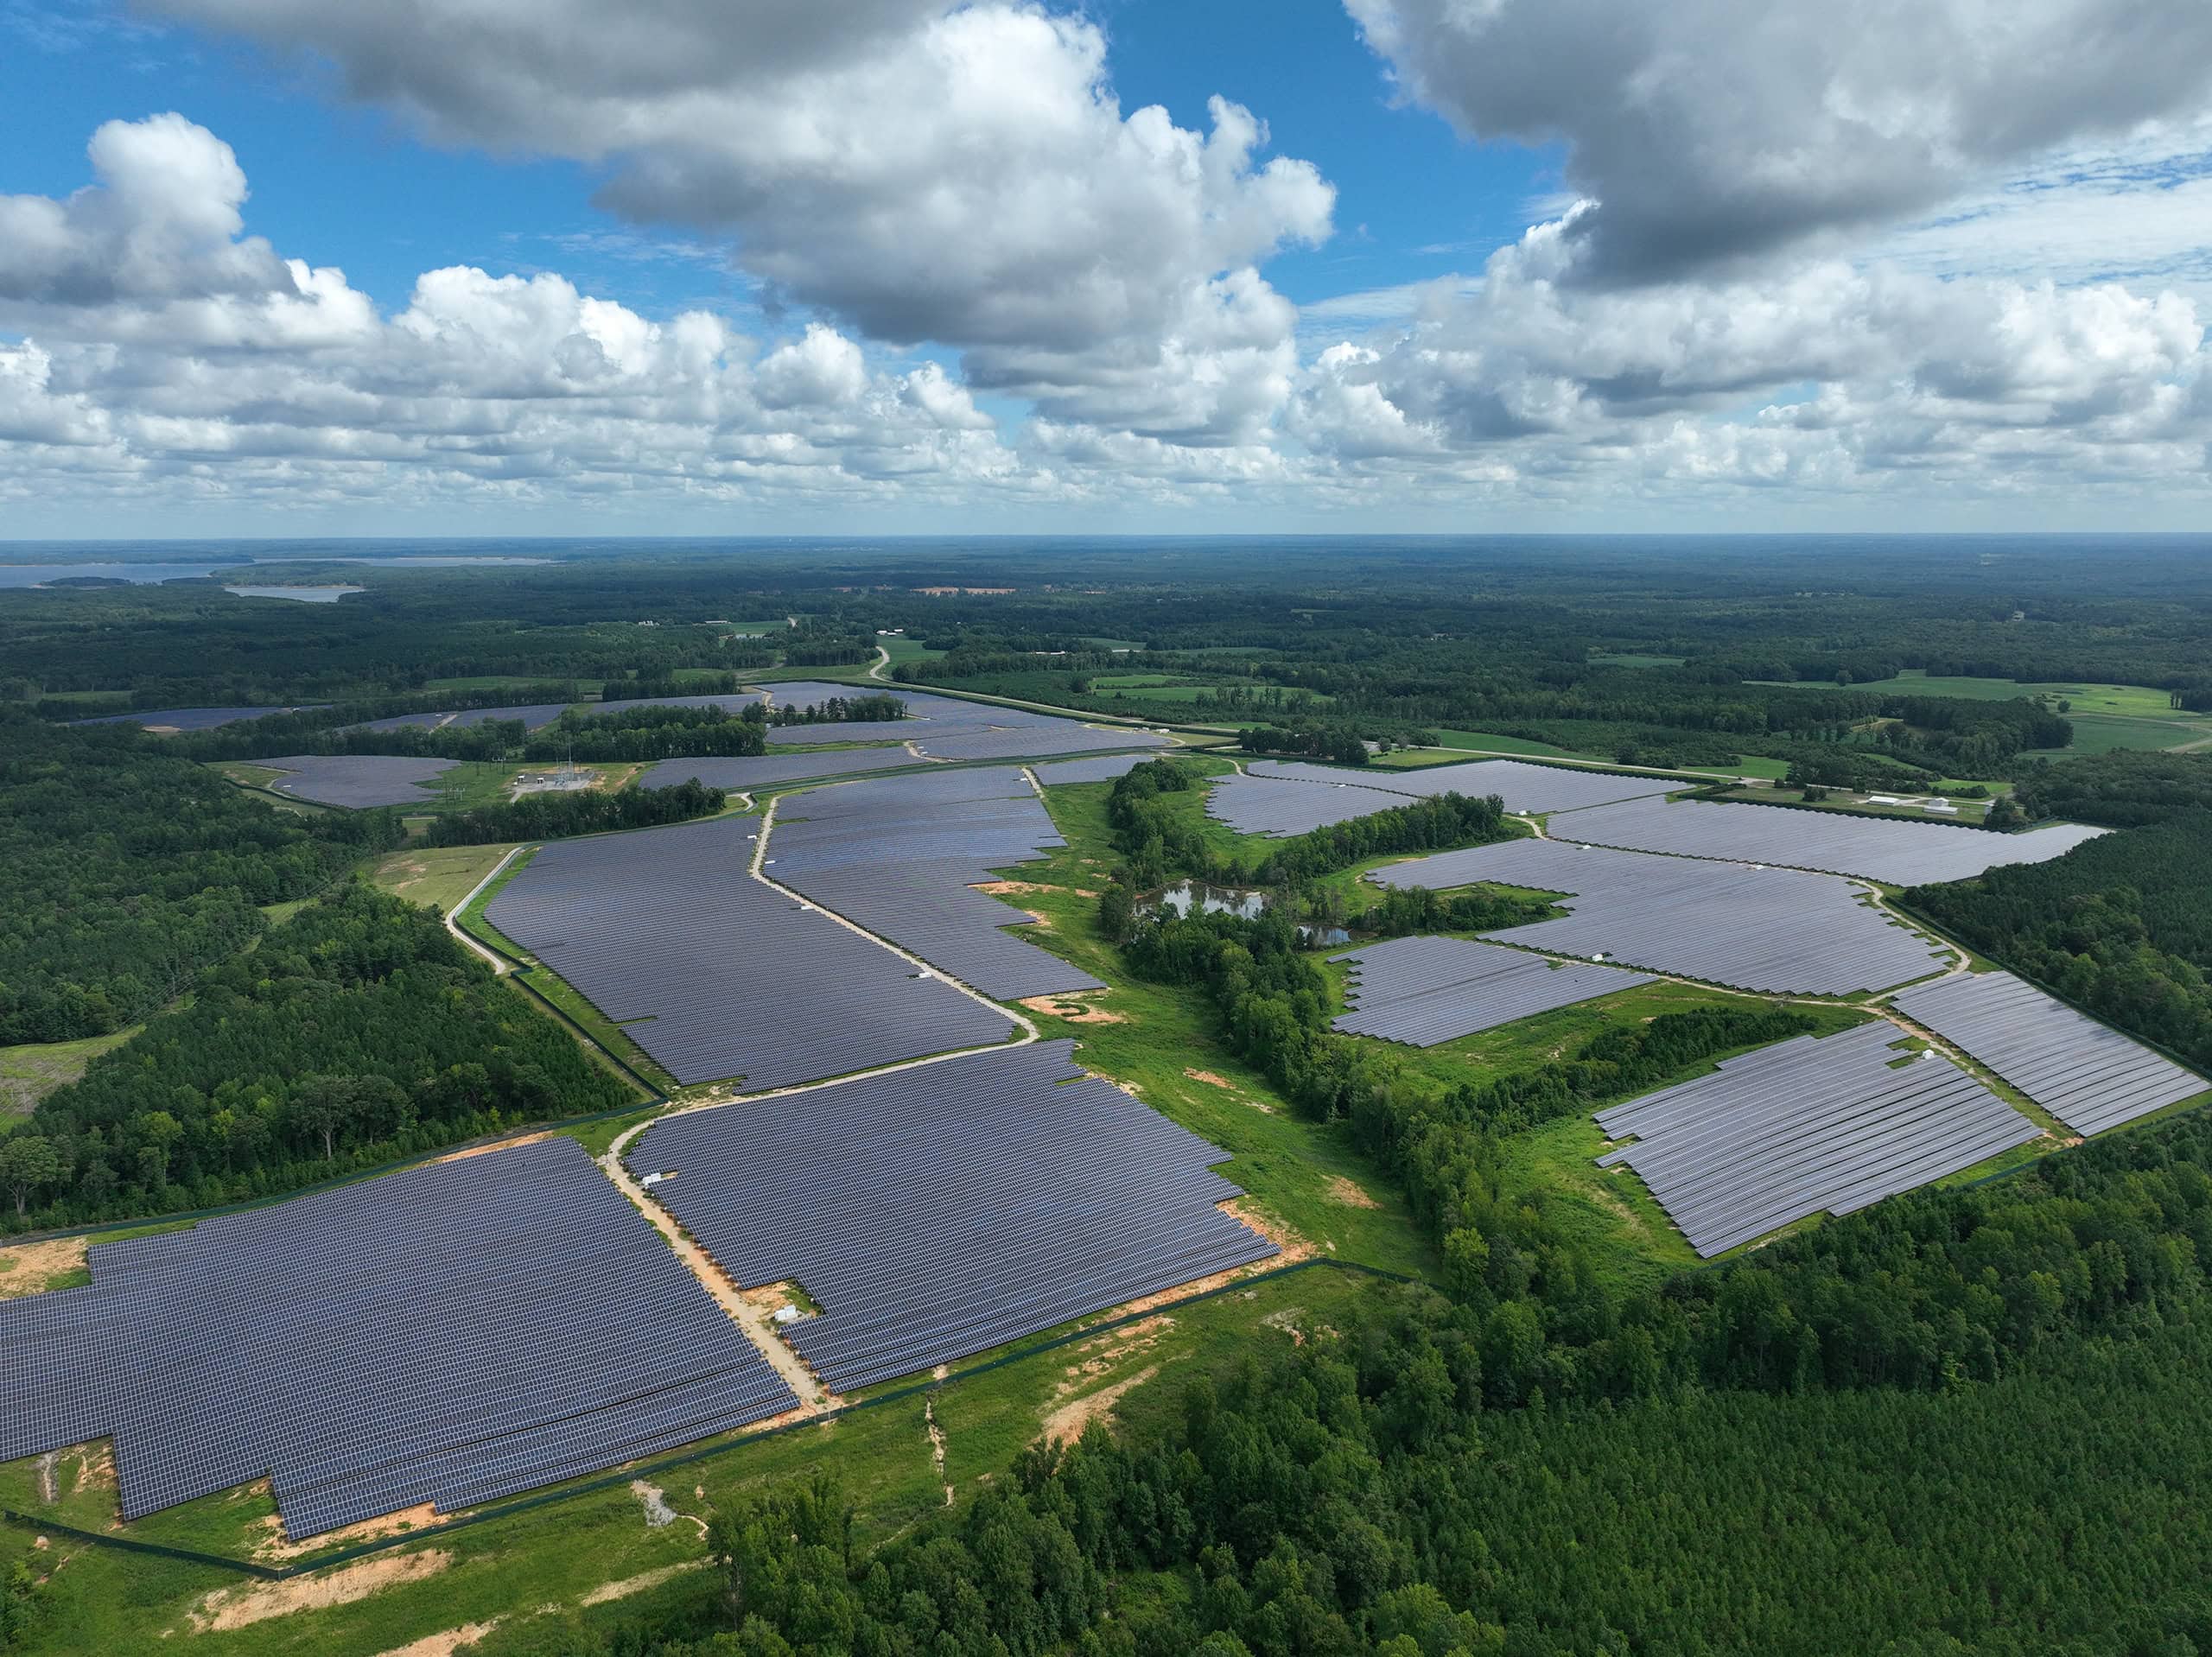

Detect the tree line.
[
  {"left": 0, "top": 885, "right": 633, "bottom": 1231},
  {"left": 422, "top": 780, "right": 728, "bottom": 848}
]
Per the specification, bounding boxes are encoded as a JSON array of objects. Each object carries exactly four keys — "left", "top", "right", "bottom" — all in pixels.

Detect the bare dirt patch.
[
  {"left": 374, "top": 1619, "right": 501, "bottom": 1657},
  {"left": 69, "top": 1442, "right": 115, "bottom": 1501},
  {"left": 251, "top": 1498, "right": 436, "bottom": 1562},
  {"left": 191, "top": 1548, "right": 451, "bottom": 1632},
  {"left": 430, "top": 1131, "right": 554, "bottom": 1167},
  {"left": 1183, "top": 1068, "right": 1237, "bottom": 1089},
  {"left": 1225, "top": 1198, "right": 1315, "bottom": 1263},
  {"left": 925, "top": 1397, "right": 953, "bottom": 1506},
  {"left": 1260, "top": 1307, "right": 1306, "bottom": 1346},
  {"left": 582, "top": 1560, "right": 707, "bottom": 1607},
  {"left": 1327, "top": 1176, "right": 1379, "bottom": 1209},
  {"left": 0, "top": 1235, "right": 88, "bottom": 1300},
  {"left": 1041, "top": 1366, "right": 1160, "bottom": 1444},
  {"left": 1020, "top": 993, "right": 1126, "bottom": 1025},
  {"left": 973, "top": 879, "right": 1059, "bottom": 896}
]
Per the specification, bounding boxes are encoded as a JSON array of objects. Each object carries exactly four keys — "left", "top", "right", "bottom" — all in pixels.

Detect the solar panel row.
[
  {"left": 257, "top": 753, "right": 458, "bottom": 807},
  {"left": 1369, "top": 836, "right": 1949, "bottom": 996},
  {"left": 637, "top": 746, "right": 923, "bottom": 792},
  {"left": 1553, "top": 793, "right": 2108, "bottom": 886},
  {"left": 1029, "top": 752, "right": 1163, "bottom": 786},
  {"left": 752, "top": 681, "right": 1168, "bottom": 764},
  {"left": 626, "top": 1042, "right": 1275, "bottom": 1392},
  {"left": 1594, "top": 1021, "right": 2042, "bottom": 1256},
  {"left": 0, "top": 1139, "right": 795, "bottom": 1539},
  {"left": 1329, "top": 935, "right": 1655, "bottom": 1046},
  {"left": 486, "top": 815, "right": 1015, "bottom": 1087},
  {"left": 767, "top": 768, "right": 1103, "bottom": 1001},
  {"left": 1205, "top": 758, "right": 1675, "bottom": 836},
  {"left": 1891, "top": 971, "right": 2209, "bottom": 1134},
  {"left": 73, "top": 705, "right": 325, "bottom": 731}
]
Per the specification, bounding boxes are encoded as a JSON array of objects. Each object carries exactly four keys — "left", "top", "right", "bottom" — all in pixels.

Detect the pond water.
[
  {"left": 0, "top": 562, "right": 247, "bottom": 587},
  {"left": 224, "top": 584, "right": 366, "bottom": 603},
  {"left": 1141, "top": 881, "right": 1351, "bottom": 947}
]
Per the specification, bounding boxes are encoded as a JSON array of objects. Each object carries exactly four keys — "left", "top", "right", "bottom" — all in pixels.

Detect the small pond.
[{"left": 1141, "top": 881, "right": 1351, "bottom": 947}]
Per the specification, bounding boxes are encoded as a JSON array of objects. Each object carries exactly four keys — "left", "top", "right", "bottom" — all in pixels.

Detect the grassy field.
[
  {"left": 1683, "top": 754, "right": 1792, "bottom": 780},
  {"left": 425, "top": 675, "right": 595, "bottom": 695},
  {"left": 1431, "top": 728, "right": 1586, "bottom": 759},
  {"left": 2027, "top": 713, "right": 2212, "bottom": 756},
  {"left": 1760, "top": 669, "right": 2212, "bottom": 756},
  {"left": 0, "top": 1029, "right": 137, "bottom": 1117},
  {"left": 1589, "top": 651, "right": 1687, "bottom": 668},
  {"left": 365, "top": 842, "right": 518, "bottom": 915},
  {"left": 876, "top": 634, "right": 944, "bottom": 668}
]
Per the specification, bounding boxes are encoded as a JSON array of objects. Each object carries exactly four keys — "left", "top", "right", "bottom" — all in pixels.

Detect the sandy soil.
[
  {"left": 431, "top": 1131, "right": 554, "bottom": 1166},
  {"left": 1327, "top": 1176, "right": 1379, "bottom": 1209},
  {"left": 1226, "top": 1198, "right": 1316, "bottom": 1263},
  {"left": 251, "top": 1499, "right": 437, "bottom": 1561},
  {"left": 192, "top": 1548, "right": 451, "bottom": 1632},
  {"left": 1183, "top": 1068, "right": 1236, "bottom": 1090},
  {"left": 581, "top": 1560, "right": 707, "bottom": 1607},
  {"left": 1019, "top": 993, "right": 1126, "bottom": 1025},
  {"left": 0, "top": 1236, "right": 88, "bottom": 1300},
  {"left": 1040, "top": 1366, "right": 1160, "bottom": 1444},
  {"left": 373, "top": 1619, "right": 500, "bottom": 1657},
  {"left": 972, "top": 879, "right": 1058, "bottom": 896}
]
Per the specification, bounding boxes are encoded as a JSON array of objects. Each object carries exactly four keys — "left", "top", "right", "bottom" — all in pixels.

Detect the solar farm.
[
  {"left": 1205, "top": 757, "right": 1676, "bottom": 836},
  {"left": 1593, "top": 1022, "right": 2044, "bottom": 1257},
  {"left": 1331, "top": 936, "right": 1656, "bottom": 1046},
  {"left": 1369, "top": 835, "right": 1950, "bottom": 995},
  {"left": 256, "top": 752, "right": 459, "bottom": 807},
  {"left": 485, "top": 812, "right": 1018, "bottom": 1087},
  {"left": 766, "top": 766, "right": 1104, "bottom": 1001},
  {"left": 0, "top": 1139, "right": 797, "bottom": 1539},
  {"left": 1891, "top": 971, "right": 2208, "bottom": 1133},
  {"left": 15, "top": 663, "right": 2190, "bottom": 1564},
  {"left": 1553, "top": 792, "right": 2107, "bottom": 884},
  {"left": 627, "top": 1043, "right": 1275, "bottom": 1392}
]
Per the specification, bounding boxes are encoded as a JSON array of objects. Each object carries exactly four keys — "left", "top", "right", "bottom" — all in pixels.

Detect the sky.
[{"left": 2, "top": 0, "right": 2209, "bottom": 536}]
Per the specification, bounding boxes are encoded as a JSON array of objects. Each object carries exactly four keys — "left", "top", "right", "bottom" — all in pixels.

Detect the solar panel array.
[
  {"left": 639, "top": 746, "right": 922, "bottom": 792},
  {"left": 1370, "top": 836, "right": 1949, "bottom": 995},
  {"left": 257, "top": 753, "right": 459, "bottom": 808},
  {"left": 1031, "top": 752, "right": 1164, "bottom": 786},
  {"left": 1247, "top": 758, "right": 1678, "bottom": 814},
  {"left": 768, "top": 768, "right": 1104, "bottom": 1000},
  {"left": 0, "top": 1138, "right": 795, "bottom": 1538},
  {"left": 1329, "top": 936, "right": 1655, "bottom": 1046},
  {"left": 588, "top": 692, "right": 767, "bottom": 720},
  {"left": 912, "top": 725, "right": 1164, "bottom": 762},
  {"left": 1594, "top": 1021, "right": 2041, "bottom": 1256},
  {"left": 627, "top": 1042, "right": 1276, "bottom": 1391},
  {"left": 1553, "top": 793, "right": 2108, "bottom": 885},
  {"left": 751, "top": 681, "right": 1167, "bottom": 764},
  {"left": 1891, "top": 971, "right": 2209, "bottom": 1134},
  {"left": 1205, "top": 758, "right": 1672, "bottom": 837},
  {"left": 73, "top": 705, "right": 324, "bottom": 731},
  {"left": 486, "top": 815, "right": 1015, "bottom": 1086}
]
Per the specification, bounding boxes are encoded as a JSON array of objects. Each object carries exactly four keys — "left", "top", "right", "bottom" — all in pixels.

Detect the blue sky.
[{"left": 1, "top": 0, "right": 2209, "bottom": 536}]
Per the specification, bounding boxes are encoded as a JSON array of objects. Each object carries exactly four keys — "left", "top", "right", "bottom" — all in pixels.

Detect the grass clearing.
[
  {"left": 1432, "top": 728, "right": 1586, "bottom": 759},
  {"left": 2026, "top": 713, "right": 2212, "bottom": 756},
  {"left": 0, "top": 1030, "right": 137, "bottom": 1117},
  {"left": 365, "top": 842, "right": 520, "bottom": 916},
  {"left": 1590, "top": 651, "right": 1687, "bottom": 668}
]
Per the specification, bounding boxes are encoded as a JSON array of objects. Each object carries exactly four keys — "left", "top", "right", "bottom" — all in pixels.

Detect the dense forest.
[
  {"left": 1, "top": 885, "right": 633, "bottom": 1230},
  {"left": 463, "top": 1103, "right": 2212, "bottom": 1657},
  {"left": 2012, "top": 750, "right": 2212, "bottom": 828},
  {"left": 0, "top": 714, "right": 400, "bottom": 1044}
]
